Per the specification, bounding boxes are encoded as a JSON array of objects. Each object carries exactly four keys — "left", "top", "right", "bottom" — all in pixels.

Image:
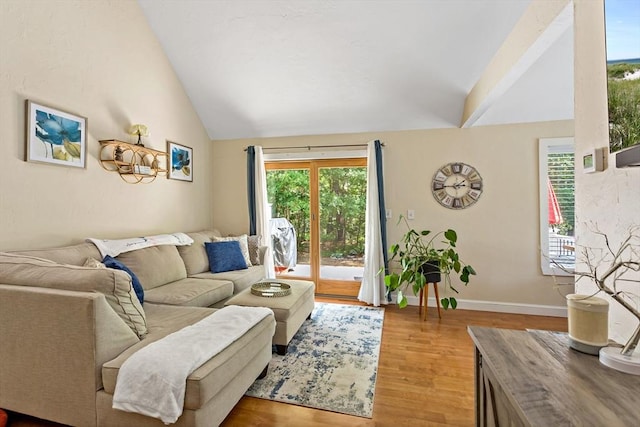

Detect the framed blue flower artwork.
[
  {"left": 167, "top": 140, "right": 193, "bottom": 182},
  {"left": 26, "top": 100, "right": 87, "bottom": 168}
]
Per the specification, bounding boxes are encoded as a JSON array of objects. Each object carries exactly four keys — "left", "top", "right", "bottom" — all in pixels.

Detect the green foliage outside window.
[
  {"left": 266, "top": 167, "right": 367, "bottom": 260},
  {"left": 607, "top": 63, "right": 640, "bottom": 153},
  {"left": 266, "top": 170, "right": 311, "bottom": 254},
  {"left": 318, "top": 167, "right": 367, "bottom": 258}
]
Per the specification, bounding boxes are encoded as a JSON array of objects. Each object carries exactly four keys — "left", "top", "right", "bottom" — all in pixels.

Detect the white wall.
[
  {"left": 212, "top": 120, "right": 574, "bottom": 310},
  {"left": 573, "top": 0, "right": 640, "bottom": 345},
  {"left": 0, "top": 0, "right": 213, "bottom": 251}
]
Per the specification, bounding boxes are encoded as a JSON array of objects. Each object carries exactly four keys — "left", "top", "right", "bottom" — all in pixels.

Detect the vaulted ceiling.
[{"left": 137, "top": 0, "right": 574, "bottom": 140}]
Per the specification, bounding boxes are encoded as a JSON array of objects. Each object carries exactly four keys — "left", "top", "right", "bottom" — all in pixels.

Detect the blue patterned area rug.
[{"left": 245, "top": 302, "right": 384, "bottom": 418}]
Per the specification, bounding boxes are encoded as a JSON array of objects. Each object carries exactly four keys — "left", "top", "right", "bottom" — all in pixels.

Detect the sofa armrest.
[{"left": 0, "top": 285, "right": 139, "bottom": 427}]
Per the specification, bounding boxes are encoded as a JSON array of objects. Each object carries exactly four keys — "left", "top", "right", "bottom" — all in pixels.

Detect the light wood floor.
[
  {"left": 221, "top": 297, "right": 567, "bottom": 427},
  {"left": 7, "top": 298, "right": 567, "bottom": 427}
]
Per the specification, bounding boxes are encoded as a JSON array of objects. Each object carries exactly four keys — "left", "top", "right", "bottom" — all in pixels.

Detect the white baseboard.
[{"left": 399, "top": 295, "right": 567, "bottom": 318}]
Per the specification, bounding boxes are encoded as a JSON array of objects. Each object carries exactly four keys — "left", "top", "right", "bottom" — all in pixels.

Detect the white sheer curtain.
[
  {"left": 254, "top": 146, "right": 276, "bottom": 279},
  {"left": 358, "top": 141, "right": 386, "bottom": 306}
]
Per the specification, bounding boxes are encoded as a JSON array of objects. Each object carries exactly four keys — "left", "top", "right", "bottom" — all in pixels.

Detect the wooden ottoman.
[{"left": 225, "top": 279, "right": 315, "bottom": 355}]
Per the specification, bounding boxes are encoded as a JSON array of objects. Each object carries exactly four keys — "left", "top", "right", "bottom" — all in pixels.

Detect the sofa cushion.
[
  {"left": 10, "top": 242, "right": 101, "bottom": 266},
  {"left": 0, "top": 253, "right": 147, "bottom": 338},
  {"left": 144, "top": 278, "right": 233, "bottom": 307},
  {"left": 102, "top": 303, "right": 275, "bottom": 412},
  {"left": 247, "top": 235, "right": 261, "bottom": 265},
  {"left": 116, "top": 245, "right": 187, "bottom": 290},
  {"left": 177, "top": 232, "right": 212, "bottom": 276},
  {"left": 208, "top": 229, "right": 223, "bottom": 239},
  {"left": 212, "top": 234, "right": 252, "bottom": 266},
  {"left": 191, "top": 265, "right": 265, "bottom": 294},
  {"left": 103, "top": 255, "right": 145, "bottom": 304},
  {"left": 205, "top": 241, "right": 247, "bottom": 273}
]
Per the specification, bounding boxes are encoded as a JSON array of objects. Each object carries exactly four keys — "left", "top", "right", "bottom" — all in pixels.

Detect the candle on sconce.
[{"left": 128, "top": 124, "right": 149, "bottom": 147}]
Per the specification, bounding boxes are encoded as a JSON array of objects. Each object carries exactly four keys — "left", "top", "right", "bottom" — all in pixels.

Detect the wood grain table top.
[{"left": 468, "top": 326, "right": 640, "bottom": 426}]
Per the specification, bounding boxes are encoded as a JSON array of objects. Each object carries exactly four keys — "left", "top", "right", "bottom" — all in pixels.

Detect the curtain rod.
[{"left": 243, "top": 142, "right": 384, "bottom": 152}]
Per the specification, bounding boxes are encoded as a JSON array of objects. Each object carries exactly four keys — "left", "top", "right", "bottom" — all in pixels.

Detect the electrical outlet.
[
  {"left": 407, "top": 209, "right": 415, "bottom": 220},
  {"left": 386, "top": 209, "right": 392, "bottom": 219}
]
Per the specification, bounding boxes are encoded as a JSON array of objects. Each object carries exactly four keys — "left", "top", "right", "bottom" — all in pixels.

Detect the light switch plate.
[
  {"left": 386, "top": 209, "right": 392, "bottom": 219},
  {"left": 407, "top": 209, "right": 415, "bottom": 220}
]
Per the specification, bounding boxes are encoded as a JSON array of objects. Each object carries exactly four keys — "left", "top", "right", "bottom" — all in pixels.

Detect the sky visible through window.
[{"left": 605, "top": 0, "right": 640, "bottom": 61}]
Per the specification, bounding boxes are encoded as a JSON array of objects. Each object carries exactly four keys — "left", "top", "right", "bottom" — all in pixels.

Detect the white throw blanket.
[
  {"left": 112, "top": 305, "right": 273, "bottom": 424},
  {"left": 86, "top": 233, "right": 194, "bottom": 258}
]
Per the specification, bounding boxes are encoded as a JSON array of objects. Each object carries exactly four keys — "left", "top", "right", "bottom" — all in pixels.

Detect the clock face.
[{"left": 431, "top": 162, "right": 483, "bottom": 209}]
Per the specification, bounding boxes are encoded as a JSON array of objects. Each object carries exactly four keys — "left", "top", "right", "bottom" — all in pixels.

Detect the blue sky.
[{"left": 605, "top": 0, "right": 640, "bottom": 60}]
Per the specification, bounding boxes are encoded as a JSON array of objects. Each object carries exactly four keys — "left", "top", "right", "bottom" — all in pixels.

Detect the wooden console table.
[{"left": 468, "top": 326, "right": 640, "bottom": 426}]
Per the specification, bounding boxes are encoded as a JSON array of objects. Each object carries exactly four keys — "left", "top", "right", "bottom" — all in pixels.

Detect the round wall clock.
[{"left": 431, "top": 162, "right": 483, "bottom": 209}]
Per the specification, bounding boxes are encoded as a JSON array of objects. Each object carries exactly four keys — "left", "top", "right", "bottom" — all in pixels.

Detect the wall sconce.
[{"left": 129, "top": 124, "right": 149, "bottom": 147}]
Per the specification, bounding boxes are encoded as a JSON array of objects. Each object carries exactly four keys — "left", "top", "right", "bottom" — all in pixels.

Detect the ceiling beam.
[{"left": 460, "top": 0, "right": 573, "bottom": 128}]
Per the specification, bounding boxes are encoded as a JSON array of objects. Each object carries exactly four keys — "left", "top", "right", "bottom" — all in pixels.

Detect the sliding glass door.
[{"left": 266, "top": 158, "right": 366, "bottom": 297}]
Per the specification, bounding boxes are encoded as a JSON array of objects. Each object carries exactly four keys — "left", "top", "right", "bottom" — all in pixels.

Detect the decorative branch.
[{"left": 554, "top": 227, "right": 640, "bottom": 356}]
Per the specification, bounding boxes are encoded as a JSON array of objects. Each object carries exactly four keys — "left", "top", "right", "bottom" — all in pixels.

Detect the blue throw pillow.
[
  {"left": 103, "top": 255, "right": 144, "bottom": 304},
  {"left": 205, "top": 241, "right": 248, "bottom": 273}
]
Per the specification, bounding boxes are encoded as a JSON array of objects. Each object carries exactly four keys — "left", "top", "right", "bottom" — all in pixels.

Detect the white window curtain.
[
  {"left": 358, "top": 140, "right": 387, "bottom": 306},
  {"left": 253, "top": 146, "right": 276, "bottom": 278}
]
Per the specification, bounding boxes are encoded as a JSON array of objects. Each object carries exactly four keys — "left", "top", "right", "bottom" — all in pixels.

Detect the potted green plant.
[{"left": 384, "top": 215, "right": 476, "bottom": 309}]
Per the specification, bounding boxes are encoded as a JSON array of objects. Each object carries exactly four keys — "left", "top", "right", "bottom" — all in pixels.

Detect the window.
[{"left": 539, "top": 137, "right": 575, "bottom": 276}]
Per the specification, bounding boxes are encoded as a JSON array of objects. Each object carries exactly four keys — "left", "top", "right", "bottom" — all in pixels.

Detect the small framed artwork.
[
  {"left": 26, "top": 100, "right": 87, "bottom": 168},
  {"left": 583, "top": 147, "right": 605, "bottom": 173},
  {"left": 167, "top": 141, "right": 193, "bottom": 182}
]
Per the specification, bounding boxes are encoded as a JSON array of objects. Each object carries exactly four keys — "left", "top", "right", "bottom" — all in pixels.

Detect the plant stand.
[{"left": 418, "top": 282, "right": 441, "bottom": 320}]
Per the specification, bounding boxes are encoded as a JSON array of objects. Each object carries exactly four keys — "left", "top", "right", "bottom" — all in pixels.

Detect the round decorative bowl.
[{"left": 251, "top": 281, "right": 292, "bottom": 298}]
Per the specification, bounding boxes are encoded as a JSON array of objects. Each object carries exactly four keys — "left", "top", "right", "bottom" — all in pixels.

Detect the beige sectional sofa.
[{"left": 0, "top": 230, "right": 275, "bottom": 427}]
